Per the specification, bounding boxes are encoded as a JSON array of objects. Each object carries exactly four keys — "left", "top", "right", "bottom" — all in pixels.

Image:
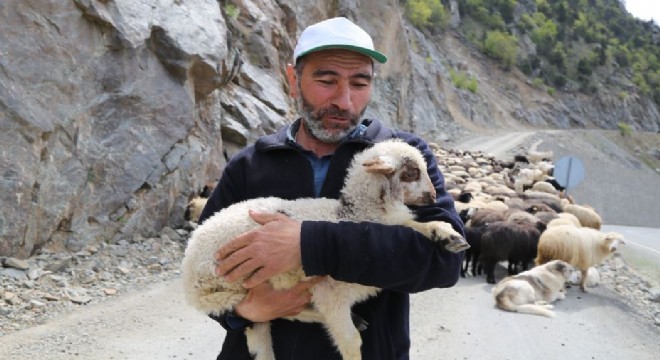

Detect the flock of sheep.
[{"left": 432, "top": 140, "right": 624, "bottom": 295}]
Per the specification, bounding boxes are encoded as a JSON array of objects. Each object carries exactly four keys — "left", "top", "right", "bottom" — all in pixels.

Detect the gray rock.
[
  {"left": 0, "top": 268, "right": 28, "bottom": 281},
  {"left": 160, "top": 227, "right": 183, "bottom": 243},
  {"left": 44, "top": 258, "right": 73, "bottom": 273},
  {"left": 26, "top": 268, "right": 45, "bottom": 281},
  {"left": 70, "top": 296, "right": 92, "bottom": 305},
  {"left": 4, "top": 258, "right": 30, "bottom": 271},
  {"left": 649, "top": 288, "right": 660, "bottom": 303}
]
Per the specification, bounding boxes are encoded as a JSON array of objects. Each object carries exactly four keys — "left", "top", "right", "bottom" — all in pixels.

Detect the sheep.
[
  {"left": 183, "top": 181, "right": 217, "bottom": 222},
  {"left": 567, "top": 267, "right": 601, "bottom": 288},
  {"left": 535, "top": 225, "right": 624, "bottom": 291},
  {"left": 521, "top": 191, "right": 563, "bottom": 212},
  {"left": 184, "top": 197, "right": 208, "bottom": 223},
  {"left": 533, "top": 211, "right": 559, "bottom": 227},
  {"left": 531, "top": 181, "right": 559, "bottom": 195},
  {"left": 461, "top": 208, "right": 507, "bottom": 277},
  {"left": 479, "top": 215, "right": 542, "bottom": 284},
  {"left": 546, "top": 212, "right": 581, "bottom": 228},
  {"left": 560, "top": 199, "right": 602, "bottom": 230},
  {"left": 502, "top": 211, "right": 546, "bottom": 274},
  {"left": 181, "top": 140, "right": 468, "bottom": 360}
]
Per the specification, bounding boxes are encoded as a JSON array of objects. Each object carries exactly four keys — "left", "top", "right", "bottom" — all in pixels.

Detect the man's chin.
[{"left": 312, "top": 128, "right": 351, "bottom": 143}]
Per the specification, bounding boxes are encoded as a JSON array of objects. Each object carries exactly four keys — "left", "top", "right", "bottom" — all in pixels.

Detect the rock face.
[{"left": 0, "top": 0, "right": 658, "bottom": 257}]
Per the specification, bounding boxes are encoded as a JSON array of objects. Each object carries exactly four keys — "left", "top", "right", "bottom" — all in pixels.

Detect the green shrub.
[
  {"left": 617, "top": 91, "right": 629, "bottom": 100},
  {"left": 483, "top": 30, "right": 518, "bottom": 70},
  {"left": 547, "top": 87, "right": 556, "bottom": 96},
  {"left": 617, "top": 122, "right": 632, "bottom": 137},
  {"left": 532, "top": 77, "right": 545, "bottom": 88},
  {"left": 405, "top": 0, "right": 447, "bottom": 28},
  {"left": 450, "top": 69, "right": 478, "bottom": 93},
  {"left": 467, "top": 77, "right": 478, "bottom": 93},
  {"left": 449, "top": 69, "right": 468, "bottom": 88},
  {"left": 224, "top": 4, "right": 239, "bottom": 19}
]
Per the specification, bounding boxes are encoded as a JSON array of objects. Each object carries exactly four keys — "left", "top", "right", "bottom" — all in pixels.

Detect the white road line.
[{"left": 624, "top": 238, "right": 660, "bottom": 256}]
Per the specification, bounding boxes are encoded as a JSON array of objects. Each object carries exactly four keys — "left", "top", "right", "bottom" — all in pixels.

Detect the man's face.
[{"left": 291, "top": 49, "right": 374, "bottom": 143}]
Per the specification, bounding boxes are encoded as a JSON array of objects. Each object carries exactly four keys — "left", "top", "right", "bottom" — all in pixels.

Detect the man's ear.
[{"left": 286, "top": 64, "right": 298, "bottom": 97}]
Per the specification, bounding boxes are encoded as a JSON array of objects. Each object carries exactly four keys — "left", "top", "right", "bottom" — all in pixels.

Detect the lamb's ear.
[{"left": 363, "top": 156, "right": 396, "bottom": 175}]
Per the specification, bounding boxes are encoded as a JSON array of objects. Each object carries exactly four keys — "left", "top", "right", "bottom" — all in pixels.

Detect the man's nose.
[{"left": 331, "top": 82, "right": 352, "bottom": 111}]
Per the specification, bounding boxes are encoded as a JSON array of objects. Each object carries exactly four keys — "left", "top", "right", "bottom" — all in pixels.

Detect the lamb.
[
  {"left": 535, "top": 225, "right": 624, "bottom": 291},
  {"left": 181, "top": 140, "right": 468, "bottom": 360}
]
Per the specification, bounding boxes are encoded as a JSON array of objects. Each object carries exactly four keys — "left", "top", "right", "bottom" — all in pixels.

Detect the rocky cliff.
[{"left": 1, "top": 0, "right": 658, "bottom": 258}]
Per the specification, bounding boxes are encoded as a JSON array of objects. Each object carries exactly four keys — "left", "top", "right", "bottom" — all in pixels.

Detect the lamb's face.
[
  {"left": 361, "top": 148, "right": 435, "bottom": 206},
  {"left": 398, "top": 156, "right": 436, "bottom": 206}
]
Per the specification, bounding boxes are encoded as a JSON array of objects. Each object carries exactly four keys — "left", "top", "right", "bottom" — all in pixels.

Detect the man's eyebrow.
[{"left": 311, "top": 69, "right": 373, "bottom": 81}]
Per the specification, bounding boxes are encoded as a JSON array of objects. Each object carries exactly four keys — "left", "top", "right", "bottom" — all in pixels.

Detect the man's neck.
[{"left": 296, "top": 123, "right": 339, "bottom": 158}]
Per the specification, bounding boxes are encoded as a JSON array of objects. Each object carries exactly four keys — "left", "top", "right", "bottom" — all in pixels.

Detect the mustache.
[{"left": 312, "top": 106, "right": 360, "bottom": 123}]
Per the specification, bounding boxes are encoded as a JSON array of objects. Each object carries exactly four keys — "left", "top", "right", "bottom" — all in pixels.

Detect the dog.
[{"left": 491, "top": 260, "right": 573, "bottom": 317}]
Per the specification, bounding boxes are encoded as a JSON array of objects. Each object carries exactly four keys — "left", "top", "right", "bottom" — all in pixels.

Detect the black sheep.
[{"left": 479, "top": 220, "right": 541, "bottom": 284}]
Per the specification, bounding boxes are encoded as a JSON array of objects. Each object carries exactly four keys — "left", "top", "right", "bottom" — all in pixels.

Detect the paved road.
[
  {"left": 602, "top": 225, "right": 660, "bottom": 287},
  {"left": 1, "top": 226, "right": 658, "bottom": 360},
  {"left": 453, "top": 131, "right": 536, "bottom": 158}
]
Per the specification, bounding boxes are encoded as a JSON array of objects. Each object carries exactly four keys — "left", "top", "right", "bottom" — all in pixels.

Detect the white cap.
[{"left": 293, "top": 17, "right": 387, "bottom": 64}]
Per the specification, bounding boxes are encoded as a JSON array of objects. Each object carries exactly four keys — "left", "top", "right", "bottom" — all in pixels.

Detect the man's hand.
[
  {"left": 215, "top": 210, "right": 302, "bottom": 288},
  {"left": 234, "top": 277, "right": 321, "bottom": 323}
]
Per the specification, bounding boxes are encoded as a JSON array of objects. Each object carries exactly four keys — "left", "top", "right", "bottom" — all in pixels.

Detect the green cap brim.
[{"left": 296, "top": 45, "right": 388, "bottom": 64}]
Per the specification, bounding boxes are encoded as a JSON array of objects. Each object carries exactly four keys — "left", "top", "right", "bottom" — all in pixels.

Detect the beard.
[{"left": 296, "top": 91, "right": 366, "bottom": 143}]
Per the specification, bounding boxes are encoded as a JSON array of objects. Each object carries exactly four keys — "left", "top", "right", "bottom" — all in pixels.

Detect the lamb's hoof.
[
  {"left": 351, "top": 312, "right": 369, "bottom": 331},
  {"left": 439, "top": 236, "right": 471, "bottom": 253}
]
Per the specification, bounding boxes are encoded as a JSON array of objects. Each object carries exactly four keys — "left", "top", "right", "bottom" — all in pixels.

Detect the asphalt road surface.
[{"left": 602, "top": 225, "right": 660, "bottom": 288}]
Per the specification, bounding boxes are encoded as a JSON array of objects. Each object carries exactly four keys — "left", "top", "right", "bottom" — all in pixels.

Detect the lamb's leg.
[
  {"left": 245, "top": 322, "right": 275, "bottom": 360},
  {"left": 311, "top": 282, "right": 363, "bottom": 360},
  {"left": 404, "top": 220, "right": 470, "bottom": 253}
]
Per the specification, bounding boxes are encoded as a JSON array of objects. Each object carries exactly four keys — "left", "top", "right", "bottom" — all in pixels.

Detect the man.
[{"left": 198, "top": 16, "right": 464, "bottom": 360}]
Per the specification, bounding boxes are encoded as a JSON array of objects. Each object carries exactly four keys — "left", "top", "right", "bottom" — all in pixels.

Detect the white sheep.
[
  {"left": 560, "top": 198, "right": 602, "bottom": 230},
  {"left": 181, "top": 140, "right": 468, "bottom": 360},
  {"left": 535, "top": 225, "right": 624, "bottom": 291},
  {"left": 531, "top": 180, "right": 559, "bottom": 195},
  {"left": 184, "top": 197, "right": 208, "bottom": 222}
]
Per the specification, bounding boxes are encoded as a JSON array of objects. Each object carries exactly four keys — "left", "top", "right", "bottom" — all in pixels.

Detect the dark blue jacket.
[{"left": 198, "top": 118, "right": 464, "bottom": 360}]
